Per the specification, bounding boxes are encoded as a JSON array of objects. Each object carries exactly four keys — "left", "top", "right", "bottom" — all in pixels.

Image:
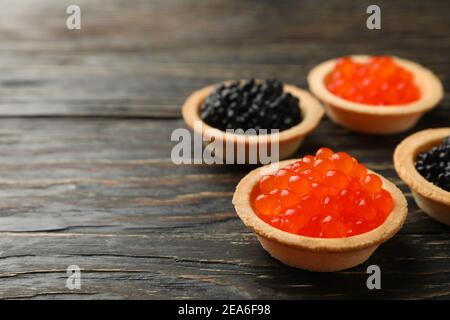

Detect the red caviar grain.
[
  {"left": 301, "top": 155, "right": 315, "bottom": 168},
  {"left": 259, "top": 175, "right": 275, "bottom": 193},
  {"left": 279, "top": 189, "right": 300, "bottom": 208},
  {"left": 316, "top": 147, "right": 334, "bottom": 159},
  {"left": 299, "top": 194, "right": 321, "bottom": 214},
  {"left": 338, "top": 189, "right": 357, "bottom": 213},
  {"left": 321, "top": 195, "right": 341, "bottom": 216},
  {"left": 280, "top": 207, "right": 310, "bottom": 232},
  {"left": 292, "top": 161, "right": 309, "bottom": 172},
  {"left": 313, "top": 158, "right": 335, "bottom": 174},
  {"left": 350, "top": 163, "right": 367, "bottom": 179},
  {"left": 253, "top": 148, "right": 394, "bottom": 238},
  {"left": 326, "top": 56, "right": 421, "bottom": 106},
  {"left": 361, "top": 174, "right": 383, "bottom": 195},
  {"left": 254, "top": 194, "right": 277, "bottom": 216},
  {"left": 352, "top": 219, "right": 370, "bottom": 236},
  {"left": 373, "top": 189, "right": 394, "bottom": 216},
  {"left": 347, "top": 178, "right": 361, "bottom": 190},
  {"left": 310, "top": 182, "right": 329, "bottom": 199},
  {"left": 269, "top": 216, "right": 282, "bottom": 228},
  {"left": 355, "top": 197, "right": 378, "bottom": 221},
  {"left": 269, "top": 189, "right": 280, "bottom": 196},
  {"left": 288, "top": 175, "right": 312, "bottom": 195},
  {"left": 272, "top": 205, "right": 282, "bottom": 216},
  {"left": 274, "top": 169, "right": 292, "bottom": 189},
  {"left": 322, "top": 170, "right": 349, "bottom": 190},
  {"left": 322, "top": 218, "right": 346, "bottom": 238},
  {"left": 331, "top": 152, "right": 354, "bottom": 175},
  {"left": 328, "top": 186, "right": 340, "bottom": 197},
  {"left": 301, "top": 169, "right": 323, "bottom": 183},
  {"left": 300, "top": 215, "right": 321, "bottom": 238}
]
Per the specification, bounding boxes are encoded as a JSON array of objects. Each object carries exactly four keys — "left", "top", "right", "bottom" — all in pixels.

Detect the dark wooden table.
[{"left": 0, "top": 0, "right": 448, "bottom": 299}]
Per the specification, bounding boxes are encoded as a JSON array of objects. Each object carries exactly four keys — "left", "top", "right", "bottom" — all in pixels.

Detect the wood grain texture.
[
  {"left": 0, "top": 0, "right": 449, "bottom": 299},
  {"left": 0, "top": 0, "right": 449, "bottom": 117}
]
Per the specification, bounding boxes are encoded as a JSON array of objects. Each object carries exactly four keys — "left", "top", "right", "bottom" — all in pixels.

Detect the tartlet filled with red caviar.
[
  {"left": 308, "top": 55, "right": 443, "bottom": 134},
  {"left": 233, "top": 148, "right": 408, "bottom": 272}
]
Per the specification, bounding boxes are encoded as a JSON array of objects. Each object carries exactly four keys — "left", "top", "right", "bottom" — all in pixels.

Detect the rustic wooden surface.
[{"left": 0, "top": 0, "right": 449, "bottom": 299}]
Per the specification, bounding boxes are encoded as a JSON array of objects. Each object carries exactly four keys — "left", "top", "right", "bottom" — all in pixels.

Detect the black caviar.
[
  {"left": 200, "top": 79, "right": 302, "bottom": 134},
  {"left": 415, "top": 136, "right": 450, "bottom": 191}
]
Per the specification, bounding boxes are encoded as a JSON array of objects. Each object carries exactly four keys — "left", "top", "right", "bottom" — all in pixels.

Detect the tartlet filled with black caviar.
[
  {"left": 394, "top": 128, "right": 450, "bottom": 226},
  {"left": 181, "top": 79, "right": 324, "bottom": 164}
]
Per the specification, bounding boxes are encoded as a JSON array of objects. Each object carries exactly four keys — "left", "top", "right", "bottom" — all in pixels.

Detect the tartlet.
[
  {"left": 181, "top": 82, "right": 324, "bottom": 164},
  {"left": 307, "top": 55, "right": 444, "bottom": 134},
  {"left": 394, "top": 128, "right": 450, "bottom": 226},
  {"left": 232, "top": 159, "right": 408, "bottom": 272}
]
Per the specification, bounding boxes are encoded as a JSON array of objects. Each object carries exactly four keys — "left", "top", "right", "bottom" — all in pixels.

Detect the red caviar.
[
  {"left": 253, "top": 147, "right": 394, "bottom": 238},
  {"left": 326, "top": 56, "right": 420, "bottom": 105}
]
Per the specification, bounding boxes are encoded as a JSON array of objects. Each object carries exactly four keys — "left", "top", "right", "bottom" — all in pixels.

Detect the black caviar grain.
[
  {"left": 415, "top": 136, "right": 450, "bottom": 191},
  {"left": 200, "top": 79, "right": 302, "bottom": 134}
]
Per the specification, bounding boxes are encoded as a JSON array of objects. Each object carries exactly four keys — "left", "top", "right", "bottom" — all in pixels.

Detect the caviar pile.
[
  {"left": 415, "top": 136, "right": 450, "bottom": 192},
  {"left": 325, "top": 56, "right": 421, "bottom": 105},
  {"left": 200, "top": 79, "right": 302, "bottom": 133},
  {"left": 253, "top": 148, "right": 394, "bottom": 238}
]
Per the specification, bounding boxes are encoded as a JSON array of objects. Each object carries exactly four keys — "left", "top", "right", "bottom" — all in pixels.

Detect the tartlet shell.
[
  {"left": 232, "top": 159, "right": 408, "bottom": 272},
  {"left": 394, "top": 128, "right": 450, "bottom": 226},
  {"left": 307, "top": 55, "right": 444, "bottom": 135},
  {"left": 181, "top": 83, "right": 324, "bottom": 163}
]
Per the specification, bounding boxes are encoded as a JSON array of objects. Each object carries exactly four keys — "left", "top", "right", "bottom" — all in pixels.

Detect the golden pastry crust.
[
  {"left": 181, "top": 82, "right": 324, "bottom": 162},
  {"left": 232, "top": 159, "right": 408, "bottom": 253},
  {"left": 307, "top": 55, "right": 444, "bottom": 134},
  {"left": 394, "top": 128, "right": 450, "bottom": 225}
]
